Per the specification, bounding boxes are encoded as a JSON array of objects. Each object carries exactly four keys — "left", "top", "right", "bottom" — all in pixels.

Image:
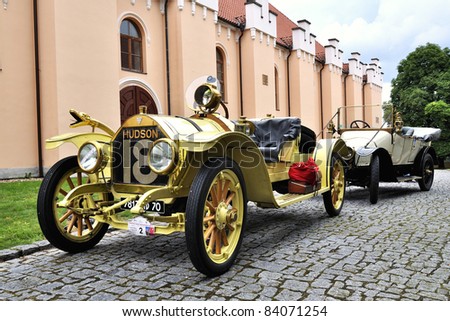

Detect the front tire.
[
  {"left": 323, "top": 153, "right": 346, "bottom": 217},
  {"left": 185, "top": 158, "right": 247, "bottom": 277},
  {"left": 417, "top": 153, "right": 434, "bottom": 191},
  {"left": 37, "top": 156, "right": 109, "bottom": 253},
  {"left": 369, "top": 154, "right": 380, "bottom": 204}
]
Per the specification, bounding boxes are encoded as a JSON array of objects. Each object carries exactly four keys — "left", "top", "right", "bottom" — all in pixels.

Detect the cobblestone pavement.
[{"left": 1, "top": 171, "right": 449, "bottom": 301}]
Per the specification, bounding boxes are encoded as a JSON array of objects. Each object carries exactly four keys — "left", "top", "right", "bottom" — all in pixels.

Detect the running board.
[
  {"left": 274, "top": 187, "right": 329, "bottom": 208},
  {"left": 396, "top": 175, "right": 421, "bottom": 182}
]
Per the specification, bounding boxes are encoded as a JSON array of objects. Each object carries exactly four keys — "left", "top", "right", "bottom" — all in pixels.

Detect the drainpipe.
[
  {"left": 164, "top": 0, "right": 171, "bottom": 115},
  {"left": 33, "top": 0, "right": 43, "bottom": 177},
  {"left": 362, "top": 81, "right": 368, "bottom": 121},
  {"left": 343, "top": 73, "right": 348, "bottom": 127},
  {"left": 238, "top": 24, "right": 245, "bottom": 116},
  {"left": 286, "top": 46, "right": 292, "bottom": 117},
  {"left": 319, "top": 63, "right": 325, "bottom": 138}
]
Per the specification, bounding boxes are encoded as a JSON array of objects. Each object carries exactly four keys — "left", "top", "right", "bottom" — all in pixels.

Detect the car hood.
[{"left": 340, "top": 130, "right": 392, "bottom": 151}]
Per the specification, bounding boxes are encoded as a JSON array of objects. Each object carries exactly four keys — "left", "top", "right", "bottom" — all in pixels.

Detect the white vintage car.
[{"left": 330, "top": 107, "right": 441, "bottom": 204}]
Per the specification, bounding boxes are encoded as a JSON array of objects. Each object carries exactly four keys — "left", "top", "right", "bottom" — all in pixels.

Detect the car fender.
[
  {"left": 354, "top": 146, "right": 393, "bottom": 167},
  {"left": 352, "top": 147, "right": 396, "bottom": 181},
  {"left": 354, "top": 146, "right": 376, "bottom": 167},
  {"left": 180, "top": 131, "right": 275, "bottom": 205},
  {"left": 414, "top": 146, "right": 438, "bottom": 172},
  {"left": 45, "top": 132, "right": 112, "bottom": 150},
  {"left": 45, "top": 132, "right": 113, "bottom": 179},
  {"left": 46, "top": 132, "right": 112, "bottom": 175},
  {"left": 313, "top": 138, "right": 352, "bottom": 189}
]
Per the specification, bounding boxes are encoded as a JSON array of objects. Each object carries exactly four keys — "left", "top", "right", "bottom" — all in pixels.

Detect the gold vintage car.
[
  {"left": 37, "top": 77, "right": 352, "bottom": 276},
  {"left": 328, "top": 106, "right": 440, "bottom": 204}
]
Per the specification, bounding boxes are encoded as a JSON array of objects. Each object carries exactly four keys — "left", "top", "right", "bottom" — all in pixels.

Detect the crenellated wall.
[
  {"left": 292, "top": 20, "right": 316, "bottom": 55},
  {"left": 0, "top": 0, "right": 384, "bottom": 178},
  {"left": 245, "top": 0, "right": 277, "bottom": 38},
  {"left": 321, "top": 38, "right": 344, "bottom": 133},
  {"left": 289, "top": 20, "right": 321, "bottom": 133},
  {"left": 364, "top": 58, "right": 383, "bottom": 127}
]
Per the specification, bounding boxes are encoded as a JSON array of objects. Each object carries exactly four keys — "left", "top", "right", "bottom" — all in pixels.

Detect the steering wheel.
[{"left": 350, "top": 120, "right": 371, "bottom": 129}]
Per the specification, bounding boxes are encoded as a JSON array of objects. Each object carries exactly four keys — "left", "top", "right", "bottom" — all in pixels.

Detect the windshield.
[{"left": 335, "top": 105, "right": 384, "bottom": 130}]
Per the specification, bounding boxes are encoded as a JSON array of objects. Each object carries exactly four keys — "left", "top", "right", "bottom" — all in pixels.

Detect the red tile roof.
[
  {"left": 315, "top": 41, "right": 325, "bottom": 63},
  {"left": 217, "top": 0, "right": 324, "bottom": 62},
  {"left": 268, "top": 4, "right": 296, "bottom": 48},
  {"left": 343, "top": 63, "right": 349, "bottom": 73},
  {"left": 218, "top": 0, "right": 246, "bottom": 27}
]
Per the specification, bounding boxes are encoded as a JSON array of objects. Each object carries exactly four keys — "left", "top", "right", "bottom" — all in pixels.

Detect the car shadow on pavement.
[
  {"left": 345, "top": 183, "right": 421, "bottom": 202},
  {"left": 48, "top": 203, "right": 333, "bottom": 282},
  {"left": 52, "top": 232, "right": 193, "bottom": 275}
]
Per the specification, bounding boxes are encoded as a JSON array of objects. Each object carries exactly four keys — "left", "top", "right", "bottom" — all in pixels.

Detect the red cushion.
[{"left": 288, "top": 158, "right": 319, "bottom": 185}]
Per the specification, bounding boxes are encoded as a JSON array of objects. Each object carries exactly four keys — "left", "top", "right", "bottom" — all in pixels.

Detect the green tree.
[
  {"left": 425, "top": 100, "right": 450, "bottom": 162},
  {"left": 391, "top": 43, "right": 450, "bottom": 160},
  {"left": 382, "top": 101, "right": 393, "bottom": 125}
]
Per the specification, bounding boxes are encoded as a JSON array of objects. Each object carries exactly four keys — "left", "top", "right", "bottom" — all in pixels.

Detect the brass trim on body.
[
  {"left": 190, "top": 114, "right": 231, "bottom": 132},
  {"left": 94, "top": 213, "right": 186, "bottom": 235}
]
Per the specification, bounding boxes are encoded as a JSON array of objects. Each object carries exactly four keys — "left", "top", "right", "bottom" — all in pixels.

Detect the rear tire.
[
  {"left": 417, "top": 153, "right": 434, "bottom": 191},
  {"left": 323, "top": 153, "right": 346, "bottom": 217},
  {"left": 369, "top": 154, "right": 380, "bottom": 204}
]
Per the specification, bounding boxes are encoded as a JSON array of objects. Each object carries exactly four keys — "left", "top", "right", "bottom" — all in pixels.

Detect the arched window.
[
  {"left": 216, "top": 47, "right": 226, "bottom": 100},
  {"left": 120, "top": 19, "right": 143, "bottom": 72},
  {"left": 274, "top": 66, "right": 280, "bottom": 111}
]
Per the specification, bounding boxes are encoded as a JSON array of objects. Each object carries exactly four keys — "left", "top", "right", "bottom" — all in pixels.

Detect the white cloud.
[
  {"left": 270, "top": 0, "right": 380, "bottom": 26},
  {"left": 270, "top": 0, "right": 450, "bottom": 85},
  {"left": 382, "top": 82, "right": 392, "bottom": 103}
]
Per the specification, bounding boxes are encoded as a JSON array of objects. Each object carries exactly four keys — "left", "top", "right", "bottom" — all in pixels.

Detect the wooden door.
[{"left": 120, "top": 86, "right": 157, "bottom": 123}]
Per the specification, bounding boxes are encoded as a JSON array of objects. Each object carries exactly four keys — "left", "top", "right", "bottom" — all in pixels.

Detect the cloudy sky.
[{"left": 270, "top": 0, "right": 450, "bottom": 102}]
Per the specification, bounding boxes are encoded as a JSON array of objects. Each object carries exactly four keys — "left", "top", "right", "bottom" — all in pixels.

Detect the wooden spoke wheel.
[
  {"left": 37, "top": 156, "right": 109, "bottom": 253},
  {"left": 323, "top": 153, "right": 346, "bottom": 217},
  {"left": 185, "top": 158, "right": 247, "bottom": 277}
]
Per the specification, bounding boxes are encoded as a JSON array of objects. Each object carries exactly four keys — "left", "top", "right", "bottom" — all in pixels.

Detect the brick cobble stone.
[{"left": 1, "top": 170, "right": 449, "bottom": 301}]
